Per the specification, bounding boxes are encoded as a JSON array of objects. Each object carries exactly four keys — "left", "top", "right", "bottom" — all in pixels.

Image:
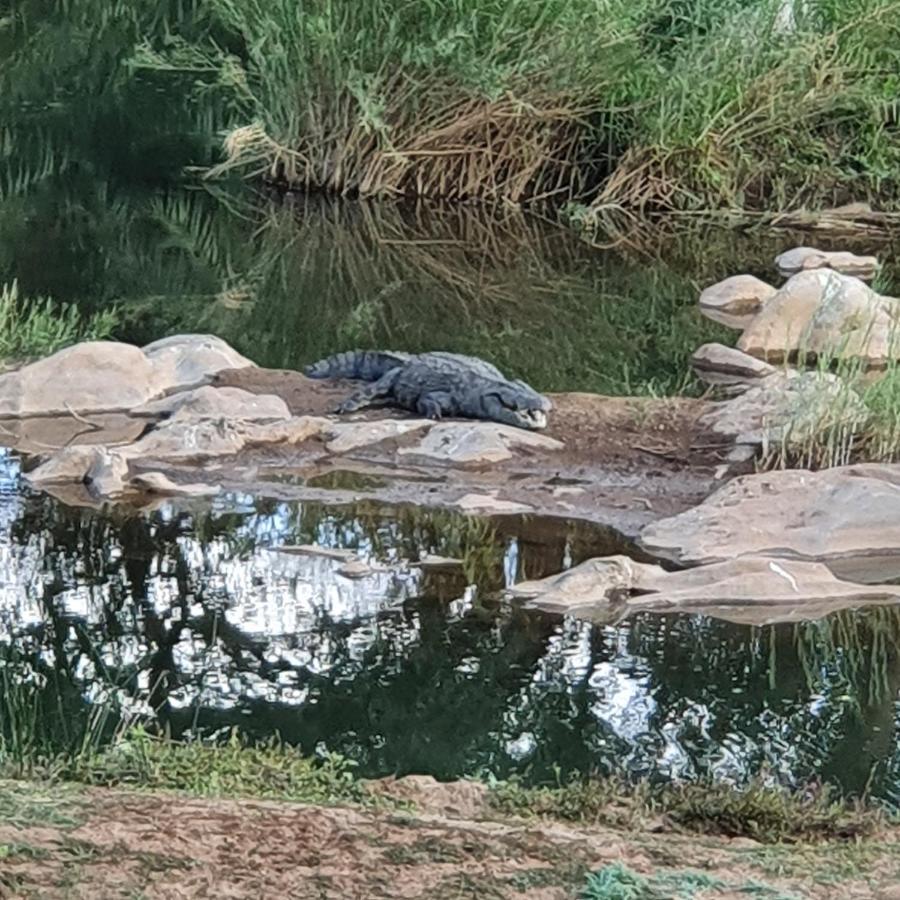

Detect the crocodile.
[{"left": 304, "top": 350, "right": 552, "bottom": 430}]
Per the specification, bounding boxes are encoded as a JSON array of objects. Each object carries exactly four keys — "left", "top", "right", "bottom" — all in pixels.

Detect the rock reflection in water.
[{"left": 1, "top": 455, "right": 899, "bottom": 800}]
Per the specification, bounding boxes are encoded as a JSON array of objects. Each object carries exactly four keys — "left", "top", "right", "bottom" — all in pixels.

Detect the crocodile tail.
[{"left": 303, "top": 350, "right": 412, "bottom": 381}]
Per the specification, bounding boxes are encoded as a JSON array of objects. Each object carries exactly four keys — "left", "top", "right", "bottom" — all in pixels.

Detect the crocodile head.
[{"left": 484, "top": 380, "right": 552, "bottom": 430}]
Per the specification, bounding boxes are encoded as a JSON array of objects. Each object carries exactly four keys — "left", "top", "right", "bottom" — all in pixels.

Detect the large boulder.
[
  {"left": 737, "top": 270, "right": 899, "bottom": 368},
  {"left": 509, "top": 554, "right": 900, "bottom": 626},
  {"left": 0, "top": 342, "right": 161, "bottom": 417},
  {"left": 775, "top": 246, "right": 880, "bottom": 280},
  {"left": 638, "top": 465, "right": 900, "bottom": 583},
  {"left": 698, "top": 275, "right": 777, "bottom": 329},
  {"left": 141, "top": 334, "right": 254, "bottom": 389},
  {"left": 0, "top": 336, "right": 256, "bottom": 418}
]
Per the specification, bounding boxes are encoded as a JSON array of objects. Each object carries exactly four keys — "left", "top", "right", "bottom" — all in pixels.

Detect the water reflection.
[{"left": 1, "top": 454, "right": 899, "bottom": 802}]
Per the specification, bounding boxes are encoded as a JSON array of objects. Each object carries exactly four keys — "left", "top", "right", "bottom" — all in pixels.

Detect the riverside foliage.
[{"left": 4, "top": 0, "right": 900, "bottom": 215}]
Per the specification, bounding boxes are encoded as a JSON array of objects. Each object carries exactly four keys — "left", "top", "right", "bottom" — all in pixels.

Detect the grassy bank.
[
  {"left": 178, "top": 0, "right": 900, "bottom": 214},
  {"left": 6, "top": 1, "right": 900, "bottom": 218}
]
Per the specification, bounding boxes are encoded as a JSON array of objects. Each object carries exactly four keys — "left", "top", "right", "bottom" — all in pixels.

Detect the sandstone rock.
[
  {"left": 24, "top": 445, "right": 110, "bottom": 485},
  {"left": 775, "top": 246, "right": 880, "bottom": 280},
  {"left": 702, "top": 370, "right": 868, "bottom": 447},
  {"left": 325, "top": 419, "right": 432, "bottom": 454},
  {"left": 0, "top": 336, "right": 257, "bottom": 419},
  {"left": 690, "top": 343, "right": 777, "bottom": 389},
  {"left": 0, "top": 342, "right": 160, "bottom": 417},
  {"left": 455, "top": 493, "right": 533, "bottom": 514},
  {"left": 737, "top": 270, "right": 898, "bottom": 368},
  {"left": 142, "top": 334, "right": 254, "bottom": 389},
  {"left": 84, "top": 449, "right": 130, "bottom": 497},
  {"left": 124, "top": 416, "right": 327, "bottom": 463},
  {"left": 698, "top": 275, "right": 777, "bottom": 329},
  {"left": 511, "top": 555, "right": 653, "bottom": 610},
  {"left": 0, "top": 414, "right": 147, "bottom": 455},
  {"left": 639, "top": 465, "right": 900, "bottom": 582},
  {"left": 417, "top": 554, "right": 465, "bottom": 572},
  {"left": 510, "top": 554, "right": 900, "bottom": 626},
  {"left": 130, "top": 472, "right": 220, "bottom": 498},
  {"left": 272, "top": 544, "right": 356, "bottom": 561},
  {"left": 133, "top": 386, "right": 290, "bottom": 422},
  {"left": 399, "top": 421, "right": 563, "bottom": 465},
  {"left": 25, "top": 416, "right": 329, "bottom": 491}
]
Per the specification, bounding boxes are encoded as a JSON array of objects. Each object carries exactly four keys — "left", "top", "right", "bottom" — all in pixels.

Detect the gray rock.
[
  {"left": 455, "top": 493, "right": 533, "bottom": 514},
  {"left": 699, "top": 275, "right": 777, "bottom": 329},
  {"left": 324, "top": 419, "right": 432, "bottom": 454},
  {"left": 639, "top": 464, "right": 900, "bottom": 583},
  {"left": 126, "top": 415, "right": 327, "bottom": 463},
  {"left": 142, "top": 334, "right": 254, "bottom": 389},
  {"left": 133, "top": 386, "right": 290, "bottom": 423},
  {"left": 399, "top": 421, "right": 563, "bottom": 465},
  {"left": 130, "top": 471, "right": 220, "bottom": 498},
  {"left": 775, "top": 246, "right": 880, "bottom": 280},
  {"left": 510, "top": 554, "right": 900, "bottom": 626},
  {"left": 702, "top": 370, "right": 868, "bottom": 448},
  {"left": 691, "top": 343, "right": 777, "bottom": 388}
]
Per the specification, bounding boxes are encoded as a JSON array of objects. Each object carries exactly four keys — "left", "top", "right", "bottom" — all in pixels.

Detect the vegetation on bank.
[
  {"left": 0, "top": 281, "right": 118, "bottom": 363},
  {"left": 185, "top": 0, "right": 900, "bottom": 216},
  {"left": 5, "top": 0, "right": 900, "bottom": 217}
]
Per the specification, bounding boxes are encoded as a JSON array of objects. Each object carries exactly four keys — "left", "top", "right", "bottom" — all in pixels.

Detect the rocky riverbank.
[{"left": 4, "top": 240, "right": 900, "bottom": 628}]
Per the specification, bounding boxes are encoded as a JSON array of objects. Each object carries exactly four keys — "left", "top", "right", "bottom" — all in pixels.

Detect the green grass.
[
  {"left": 67, "top": 727, "right": 376, "bottom": 806},
  {"left": 9, "top": 0, "right": 900, "bottom": 216},
  {"left": 195, "top": 0, "right": 900, "bottom": 213},
  {"left": 0, "top": 280, "right": 118, "bottom": 363},
  {"left": 580, "top": 863, "right": 800, "bottom": 900},
  {"left": 490, "top": 776, "right": 885, "bottom": 843}
]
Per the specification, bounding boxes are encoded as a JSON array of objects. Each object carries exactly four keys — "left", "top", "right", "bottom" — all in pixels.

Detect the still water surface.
[{"left": 2, "top": 451, "right": 899, "bottom": 803}]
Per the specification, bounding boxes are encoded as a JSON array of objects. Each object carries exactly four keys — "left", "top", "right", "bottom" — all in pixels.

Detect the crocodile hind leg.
[{"left": 336, "top": 370, "right": 399, "bottom": 413}]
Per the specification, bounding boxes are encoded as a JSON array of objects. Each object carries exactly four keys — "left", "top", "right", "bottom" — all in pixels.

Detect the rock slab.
[
  {"left": 510, "top": 554, "right": 900, "bottom": 626},
  {"left": 775, "top": 246, "right": 880, "bottom": 280},
  {"left": 639, "top": 464, "right": 900, "bottom": 583}
]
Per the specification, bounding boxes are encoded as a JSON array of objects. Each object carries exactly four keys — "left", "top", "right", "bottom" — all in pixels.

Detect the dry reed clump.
[
  {"left": 210, "top": 94, "right": 599, "bottom": 204},
  {"left": 191, "top": 0, "right": 900, "bottom": 215}
]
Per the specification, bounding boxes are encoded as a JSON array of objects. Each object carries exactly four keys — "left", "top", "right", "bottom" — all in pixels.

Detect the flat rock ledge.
[
  {"left": 638, "top": 464, "right": 900, "bottom": 584},
  {"left": 509, "top": 554, "right": 900, "bottom": 627}
]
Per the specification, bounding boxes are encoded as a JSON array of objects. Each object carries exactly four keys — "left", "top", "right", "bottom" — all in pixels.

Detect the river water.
[{"left": 3, "top": 147, "right": 900, "bottom": 802}]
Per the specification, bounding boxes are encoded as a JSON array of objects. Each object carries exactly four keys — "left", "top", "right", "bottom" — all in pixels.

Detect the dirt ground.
[
  {"left": 213, "top": 368, "right": 727, "bottom": 467},
  {"left": 1, "top": 777, "right": 898, "bottom": 900}
]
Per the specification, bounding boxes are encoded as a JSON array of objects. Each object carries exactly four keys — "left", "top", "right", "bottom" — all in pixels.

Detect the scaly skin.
[{"left": 304, "top": 350, "right": 551, "bottom": 430}]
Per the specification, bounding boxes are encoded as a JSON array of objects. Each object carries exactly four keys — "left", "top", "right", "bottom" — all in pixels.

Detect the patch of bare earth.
[{"left": 1, "top": 779, "right": 899, "bottom": 899}]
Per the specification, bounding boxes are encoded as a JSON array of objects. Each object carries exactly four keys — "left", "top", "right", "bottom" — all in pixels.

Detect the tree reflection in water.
[{"left": 2, "top": 464, "right": 899, "bottom": 800}]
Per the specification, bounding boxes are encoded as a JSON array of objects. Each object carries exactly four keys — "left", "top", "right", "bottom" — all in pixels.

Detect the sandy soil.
[{"left": 0, "top": 778, "right": 897, "bottom": 900}]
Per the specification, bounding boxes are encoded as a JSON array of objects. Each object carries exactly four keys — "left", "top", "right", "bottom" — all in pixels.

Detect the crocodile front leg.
[{"left": 337, "top": 369, "right": 400, "bottom": 413}]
